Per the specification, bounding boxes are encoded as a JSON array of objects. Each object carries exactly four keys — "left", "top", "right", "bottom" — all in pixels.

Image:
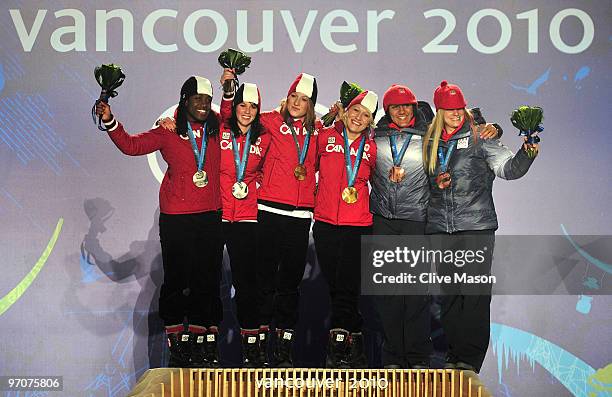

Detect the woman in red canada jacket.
[
  {"left": 95, "top": 76, "right": 225, "bottom": 369},
  {"left": 313, "top": 90, "right": 378, "bottom": 368},
  {"left": 218, "top": 82, "right": 270, "bottom": 367},
  {"left": 220, "top": 70, "right": 322, "bottom": 367}
]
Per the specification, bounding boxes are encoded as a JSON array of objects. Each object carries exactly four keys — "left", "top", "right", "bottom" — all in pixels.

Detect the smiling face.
[
  {"left": 286, "top": 91, "right": 310, "bottom": 119},
  {"left": 185, "top": 94, "right": 211, "bottom": 123},
  {"left": 388, "top": 104, "right": 414, "bottom": 128},
  {"left": 344, "top": 104, "right": 372, "bottom": 135},
  {"left": 235, "top": 102, "right": 258, "bottom": 131},
  {"left": 443, "top": 108, "right": 465, "bottom": 131}
]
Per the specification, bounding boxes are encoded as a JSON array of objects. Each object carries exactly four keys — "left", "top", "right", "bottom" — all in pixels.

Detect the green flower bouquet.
[
  {"left": 510, "top": 105, "right": 543, "bottom": 158},
  {"left": 218, "top": 48, "right": 251, "bottom": 93},
  {"left": 91, "top": 64, "right": 125, "bottom": 130}
]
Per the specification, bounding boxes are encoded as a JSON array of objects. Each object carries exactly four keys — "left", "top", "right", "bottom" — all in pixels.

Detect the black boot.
[
  {"left": 273, "top": 329, "right": 294, "bottom": 368},
  {"left": 167, "top": 332, "right": 192, "bottom": 368},
  {"left": 241, "top": 331, "right": 260, "bottom": 368},
  {"left": 325, "top": 329, "right": 350, "bottom": 368},
  {"left": 455, "top": 362, "right": 484, "bottom": 388},
  {"left": 348, "top": 332, "right": 368, "bottom": 369},
  {"left": 258, "top": 327, "right": 270, "bottom": 368},
  {"left": 408, "top": 360, "right": 430, "bottom": 370},
  {"left": 455, "top": 361, "right": 479, "bottom": 373},
  {"left": 444, "top": 353, "right": 458, "bottom": 370},
  {"left": 203, "top": 330, "right": 220, "bottom": 368},
  {"left": 189, "top": 332, "right": 209, "bottom": 368}
]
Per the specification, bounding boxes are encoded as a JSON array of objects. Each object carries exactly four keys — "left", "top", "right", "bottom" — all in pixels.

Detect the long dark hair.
[
  {"left": 176, "top": 100, "right": 219, "bottom": 138},
  {"left": 227, "top": 105, "right": 263, "bottom": 145}
]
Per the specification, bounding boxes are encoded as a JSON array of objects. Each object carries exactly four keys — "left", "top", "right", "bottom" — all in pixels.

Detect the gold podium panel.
[{"left": 128, "top": 368, "right": 492, "bottom": 397}]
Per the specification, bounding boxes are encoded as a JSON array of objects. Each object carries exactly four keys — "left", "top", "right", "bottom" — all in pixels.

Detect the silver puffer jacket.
[
  {"left": 370, "top": 111, "right": 430, "bottom": 221},
  {"left": 425, "top": 122, "right": 536, "bottom": 234}
]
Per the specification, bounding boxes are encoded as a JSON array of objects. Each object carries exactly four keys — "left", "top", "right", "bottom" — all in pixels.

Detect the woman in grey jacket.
[
  {"left": 422, "top": 80, "right": 538, "bottom": 373},
  {"left": 370, "top": 85, "right": 499, "bottom": 369}
]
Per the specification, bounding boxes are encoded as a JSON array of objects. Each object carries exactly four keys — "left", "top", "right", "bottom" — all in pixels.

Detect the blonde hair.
[{"left": 422, "top": 108, "right": 474, "bottom": 175}]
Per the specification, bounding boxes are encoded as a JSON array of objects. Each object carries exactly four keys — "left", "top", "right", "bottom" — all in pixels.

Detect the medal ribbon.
[
  {"left": 288, "top": 122, "right": 311, "bottom": 165},
  {"left": 437, "top": 140, "right": 456, "bottom": 173},
  {"left": 186, "top": 122, "right": 208, "bottom": 172},
  {"left": 231, "top": 129, "right": 252, "bottom": 183},
  {"left": 389, "top": 133, "right": 412, "bottom": 167},
  {"left": 343, "top": 128, "right": 367, "bottom": 188}
]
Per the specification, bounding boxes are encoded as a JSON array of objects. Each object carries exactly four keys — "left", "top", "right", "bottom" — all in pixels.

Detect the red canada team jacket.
[
  {"left": 219, "top": 127, "right": 270, "bottom": 221},
  {"left": 221, "top": 98, "right": 322, "bottom": 210},
  {"left": 314, "top": 122, "right": 377, "bottom": 226},
  {"left": 108, "top": 119, "right": 222, "bottom": 215}
]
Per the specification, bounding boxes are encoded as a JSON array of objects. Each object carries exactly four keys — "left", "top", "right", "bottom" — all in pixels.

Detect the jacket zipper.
[
  {"left": 180, "top": 175, "right": 185, "bottom": 201},
  {"left": 443, "top": 187, "right": 449, "bottom": 233},
  {"left": 295, "top": 123, "right": 302, "bottom": 209},
  {"left": 450, "top": 184, "right": 455, "bottom": 233},
  {"left": 336, "top": 160, "right": 345, "bottom": 225},
  {"left": 392, "top": 139, "right": 400, "bottom": 219}
]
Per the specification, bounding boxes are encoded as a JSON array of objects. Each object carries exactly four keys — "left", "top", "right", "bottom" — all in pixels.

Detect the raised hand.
[
  {"left": 523, "top": 136, "right": 539, "bottom": 157},
  {"left": 95, "top": 101, "right": 113, "bottom": 123},
  {"left": 220, "top": 68, "right": 236, "bottom": 95}
]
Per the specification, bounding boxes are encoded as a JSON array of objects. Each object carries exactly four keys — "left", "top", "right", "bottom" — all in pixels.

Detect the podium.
[{"left": 128, "top": 368, "right": 492, "bottom": 397}]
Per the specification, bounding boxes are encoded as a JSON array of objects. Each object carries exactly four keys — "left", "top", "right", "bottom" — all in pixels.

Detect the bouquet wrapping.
[{"left": 91, "top": 64, "right": 125, "bottom": 131}]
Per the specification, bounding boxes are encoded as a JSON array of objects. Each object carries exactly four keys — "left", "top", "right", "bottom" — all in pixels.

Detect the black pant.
[
  {"left": 158, "top": 211, "right": 223, "bottom": 326},
  {"left": 435, "top": 230, "right": 495, "bottom": 372},
  {"left": 222, "top": 222, "right": 259, "bottom": 329},
  {"left": 372, "top": 215, "right": 432, "bottom": 366},
  {"left": 256, "top": 210, "right": 311, "bottom": 329},
  {"left": 313, "top": 221, "right": 371, "bottom": 333}
]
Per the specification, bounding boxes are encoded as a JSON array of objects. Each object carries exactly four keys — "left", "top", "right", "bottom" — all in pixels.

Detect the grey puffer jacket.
[
  {"left": 425, "top": 122, "right": 535, "bottom": 234},
  {"left": 370, "top": 111, "right": 429, "bottom": 221}
]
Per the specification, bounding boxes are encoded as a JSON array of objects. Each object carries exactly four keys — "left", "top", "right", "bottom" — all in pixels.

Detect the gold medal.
[
  {"left": 193, "top": 170, "right": 208, "bottom": 188},
  {"left": 388, "top": 166, "right": 406, "bottom": 183},
  {"left": 294, "top": 164, "right": 307, "bottom": 180},
  {"left": 231, "top": 181, "right": 249, "bottom": 199},
  {"left": 341, "top": 186, "right": 358, "bottom": 204},
  {"left": 435, "top": 172, "right": 451, "bottom": 190}
]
